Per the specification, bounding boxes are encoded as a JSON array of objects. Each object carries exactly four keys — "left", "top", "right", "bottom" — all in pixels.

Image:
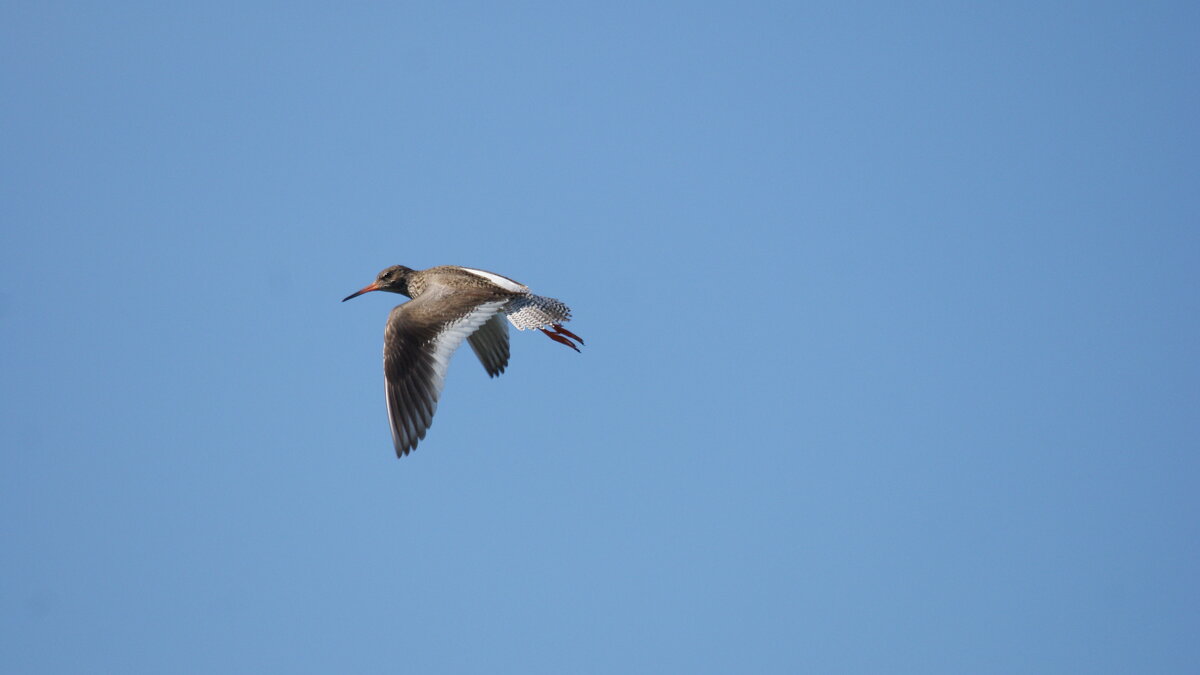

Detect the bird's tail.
[
  {"left": 505, "top": 294, "right": 584, "bottom": 351},
  {"left": 504, "top": 293, "right": 572, "bottom": 330}
]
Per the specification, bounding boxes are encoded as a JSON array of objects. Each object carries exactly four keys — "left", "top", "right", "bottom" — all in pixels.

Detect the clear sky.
[{"left": 2, "top": 2, "right": 1197, "bottom": 673}]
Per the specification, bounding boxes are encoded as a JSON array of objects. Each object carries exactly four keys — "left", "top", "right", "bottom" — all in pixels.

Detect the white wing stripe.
[
  {"left": 460, "top": 268, "right": 528, "bottom": 293},
  {"left": 425, "top": 300, "right": 509, "bottom": 398}
]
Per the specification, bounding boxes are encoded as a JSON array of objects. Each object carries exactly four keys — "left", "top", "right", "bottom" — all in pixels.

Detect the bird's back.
[{"left": 408, "top": 265, "right": 529, "bottom": 299}]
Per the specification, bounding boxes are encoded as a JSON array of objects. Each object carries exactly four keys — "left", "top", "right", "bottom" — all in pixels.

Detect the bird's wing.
[
  {"left": 466, "top": 312, "right": 510, "bottom": 377},
  {"left": 383, "top": 285, "right": 508, "bottom": 456}
]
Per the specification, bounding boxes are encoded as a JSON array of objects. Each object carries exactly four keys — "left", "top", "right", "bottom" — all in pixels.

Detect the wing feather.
[
  {"left": 467, "top": 313, "right": 511, "bottom": 377},
  {"left": 383, "top": 285, "right": 508, "bottom": 456}
]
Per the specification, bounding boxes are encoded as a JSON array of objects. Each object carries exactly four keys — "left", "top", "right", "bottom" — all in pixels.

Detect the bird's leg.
[
  {"left": 540, "top": 327, "right": 582, "bottom": 352},
  {"left": 551, "top": 324, "right": 585, "bottom": 346}
]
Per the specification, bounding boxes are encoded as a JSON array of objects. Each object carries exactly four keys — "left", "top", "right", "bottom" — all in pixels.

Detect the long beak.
[{"left": 342, "top": 282, "right": 380, "bottom": 302}]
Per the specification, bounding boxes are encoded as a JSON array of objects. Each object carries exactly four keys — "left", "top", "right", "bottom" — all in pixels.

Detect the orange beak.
[{"left": 342, "top": 282, "right": 380, "bottom": 302}]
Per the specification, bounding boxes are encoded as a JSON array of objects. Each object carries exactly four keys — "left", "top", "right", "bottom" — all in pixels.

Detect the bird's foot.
[{"left": 540, "top": 324, "right": 583, "bottom": 352}]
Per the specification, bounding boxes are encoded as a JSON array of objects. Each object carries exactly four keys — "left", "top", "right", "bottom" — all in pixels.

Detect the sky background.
[{"left": 2, "top": 2, "right": 1198, "bottom": 673}]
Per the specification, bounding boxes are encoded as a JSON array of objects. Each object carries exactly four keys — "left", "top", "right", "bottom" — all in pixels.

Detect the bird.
[{"left": 342, "top": 264, "right": 583, "bottom": 457}]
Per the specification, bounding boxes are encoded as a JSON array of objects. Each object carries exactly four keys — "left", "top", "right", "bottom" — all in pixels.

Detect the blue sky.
[{"left": 2, "top": 2, "right": 1197, "bottom": 673}]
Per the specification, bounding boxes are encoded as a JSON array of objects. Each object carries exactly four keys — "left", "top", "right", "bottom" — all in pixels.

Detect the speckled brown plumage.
[{"left": 342, "top": 264, "right": 583, "bottom": 457}]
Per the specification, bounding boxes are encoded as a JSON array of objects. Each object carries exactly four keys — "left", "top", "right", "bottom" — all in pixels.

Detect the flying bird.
[{"left": 342, "top": 265, "right": 583, "bottom": 457}]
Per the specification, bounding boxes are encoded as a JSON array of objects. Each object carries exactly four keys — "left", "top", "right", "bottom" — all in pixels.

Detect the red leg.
[
  {"left": 552, "top": 324, "right": 585, "bottom": 346},
  {"left": 540, "top": 327, "right": 582, "bottom": 352}
]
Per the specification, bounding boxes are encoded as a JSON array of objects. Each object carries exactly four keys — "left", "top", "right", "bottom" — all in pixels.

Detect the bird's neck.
[{"left": 393, "top": 275, "right": 415, "bottom": 298}]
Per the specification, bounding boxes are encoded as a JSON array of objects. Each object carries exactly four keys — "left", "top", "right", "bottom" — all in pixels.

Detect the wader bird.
[{"left": 343, "top": 265, "right": 583, "bottom": 457}]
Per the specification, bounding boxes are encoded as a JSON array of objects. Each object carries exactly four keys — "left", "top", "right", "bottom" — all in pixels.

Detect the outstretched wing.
[
  {"left": 467, "top": 313, "right": 511, "bottom": 377},
  {"left": 383, "top": 285, "right": 508, "bottom": 456}
]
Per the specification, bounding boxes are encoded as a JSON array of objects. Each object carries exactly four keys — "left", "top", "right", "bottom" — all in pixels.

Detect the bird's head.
[{"left": 342, "top": 265, "right": 415, "bottom": 301}]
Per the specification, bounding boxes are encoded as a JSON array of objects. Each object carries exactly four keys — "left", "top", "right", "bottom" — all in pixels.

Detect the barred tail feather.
[{"left": 504, "top": 294, "right": 573, "bottom": 331}]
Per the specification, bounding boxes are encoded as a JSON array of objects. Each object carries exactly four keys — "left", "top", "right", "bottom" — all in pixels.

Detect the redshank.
[{"left": 342, "top": 265, "right": 583, "bottom": 457}]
